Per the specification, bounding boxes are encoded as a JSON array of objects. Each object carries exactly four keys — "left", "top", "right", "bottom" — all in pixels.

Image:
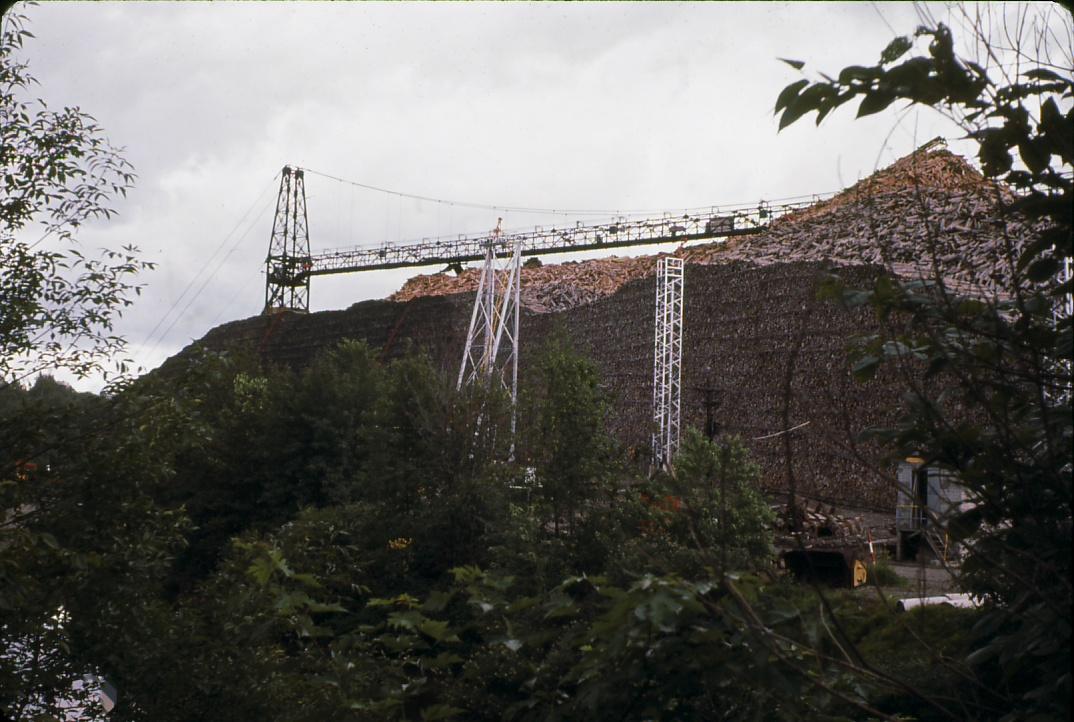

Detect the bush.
[{"left": 869, "top": 558, "right": 907, "bottom": 588}]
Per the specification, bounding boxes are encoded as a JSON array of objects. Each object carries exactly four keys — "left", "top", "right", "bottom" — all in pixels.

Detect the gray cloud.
[{"left": 17, "top": 1, "right": 997, "bottom": 389}]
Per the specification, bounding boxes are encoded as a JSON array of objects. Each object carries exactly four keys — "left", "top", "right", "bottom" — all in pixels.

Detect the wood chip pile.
[
  {"left": 563, "top": 261, "right": 907, "bottom": 509},
  {"left": 391, "top": 147, "right": 1033, "bottom": 309}
]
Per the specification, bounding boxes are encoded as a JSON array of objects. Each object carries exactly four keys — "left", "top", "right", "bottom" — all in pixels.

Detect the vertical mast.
[
  {"left": 652, "top": 257, "right": 684, "bottom": 471},
  {"left": 264, "top": 166, "right": 311, "bottom": 313}
]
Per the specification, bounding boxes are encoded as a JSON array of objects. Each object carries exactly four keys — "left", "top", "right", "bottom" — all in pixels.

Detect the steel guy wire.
[{"left": 138, "top": 172, "right": 281, "bottom": 366}]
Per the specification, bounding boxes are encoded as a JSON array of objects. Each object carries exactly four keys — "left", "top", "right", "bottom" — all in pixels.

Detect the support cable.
[
  {"left": 138, "top": 172, "right": 280, "bottom": 365},
  {"left": 299, "top": 165, "right": 837, "bottom": 219}
]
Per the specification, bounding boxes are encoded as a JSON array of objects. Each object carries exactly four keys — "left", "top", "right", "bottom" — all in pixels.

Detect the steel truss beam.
[
  {"left": 652, "top": 257, "right": 684, "bottom": 471},
  {"left": 301, "top": 197, "right": 826, "bottom": 277}
]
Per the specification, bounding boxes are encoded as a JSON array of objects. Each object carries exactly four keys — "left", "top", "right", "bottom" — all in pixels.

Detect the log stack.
[
  {"left": 172, "top": 146, "right": 1034, "bottom": 512},
  {"left": 391, "top": 147, "right": 1034, "bottom": 310},
  {"left": 390, "top": 256, "right": 654, "bottom": 314},
  {"left": 773, "top": 500, "right": 868, "bottom": 548}
]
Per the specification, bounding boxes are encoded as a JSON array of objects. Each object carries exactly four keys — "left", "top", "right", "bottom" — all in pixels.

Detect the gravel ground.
[{"left": 882, "top": 561, "right": 962, "bottom": 597}]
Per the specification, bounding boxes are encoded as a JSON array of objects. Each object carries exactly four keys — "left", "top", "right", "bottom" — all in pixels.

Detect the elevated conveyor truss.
[{"left": 263, "top": 178, "right": 830, "bottom": 314}]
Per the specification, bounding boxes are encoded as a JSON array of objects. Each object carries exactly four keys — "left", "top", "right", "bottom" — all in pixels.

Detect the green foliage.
[
  {"left": 670, "top": 430, "right": 775, "bottom": 572},
  {"left": 867, "top": 559, "right": 906, "bottom": 588},
  {"left": 1, "top": 15, "right": 156, "bottom": 706},
  {"left": 519, "top": 332, "right": 618, "bottom": 539},
  {"left": 1, "top": 11, "right": 150, "bottom": 387},
  {"left": 0, "top": 377, "right": 187, "bottom": 721},
  {"left": 612, "top": 430, "right": 775, "bottom": 580},
  {"left": 7, "top": 329, "right": 1017, "bottom": 720},
  {"left": 778, "top": 10, "right": 1072, "bottom": 721},
  {"left": 775, "top": 20, "right": 1071, "bottom": 261},
  {"left": 6, "top": 10, "right": 1070, "bottom": 718}
]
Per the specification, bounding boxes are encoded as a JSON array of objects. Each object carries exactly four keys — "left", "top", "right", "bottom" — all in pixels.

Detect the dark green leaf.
[
  {"left": 1039, "top": 97, "right": 1073, "bottom": 164},
  {"left": 774, "top": 79, "right": 809, "bottom": 114},
  {"left": 856, "top": 90, "right": 896, "bottom": 117},
  {"left": 838, "top": 65, "right": 878, "bottom": 85},
  {"left": 1023, "top": 67, "right": 1068, "bottom": 83},
  {"left": 421, "top": 704, "right": 465, "bottom": 721},
  {"left": 852, "top": 355, "right": 880, "bottom": 380},
  {"left": 978, "top": 132, "right": 1013, "bottom": 177},
  {"left": 880, "top": 36, "right": 913, "bottom": 64},
  {"left": 779, "top": 57, "right": 805, "bottom": 70},
  {"left": 1018, "top": 137, "right": 1050, "bottom": 175},
  {"left": 1026, "top": 256, "right": 1059, "bottom": 283}
]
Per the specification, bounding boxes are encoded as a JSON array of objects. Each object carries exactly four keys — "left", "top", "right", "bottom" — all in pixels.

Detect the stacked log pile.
[
  {"left": 176, "top": 260, "right": 915, "bottom": 510},
  {"left": 170, "top": 146, "right": 1032, "bottom": 511},
  {"left": 563, "top": 261, "right": 907, "bottom": 509},
  {"left": 682, "top": 149, "right": 1034, "bottom": 298},
  {"left": 172, "top": 291, "right": 477, "bottom": 377},
  {"left": 768, "top": 143, "right": 1010, "bottom": 225},
  {"left": 772, "top": 500, "right": 869, "bottom": 550},
  {"left": 391, "top": 147, "right": 1034, "bottom": 310},
  {"left": 390, "top": 256, "right": 654, "bottom": 314}
]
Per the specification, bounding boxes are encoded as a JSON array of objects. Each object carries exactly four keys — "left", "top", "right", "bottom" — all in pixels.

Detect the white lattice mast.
[
  {"left": 652, "top": 257, "right": 684, "bottom": 471},
  {"left": 457, "top": 219, "right": 522, "bottom": 424}
]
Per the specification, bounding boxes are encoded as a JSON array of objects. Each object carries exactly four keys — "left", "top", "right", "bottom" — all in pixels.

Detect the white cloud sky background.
[{"left": 14, "top": 1, "right": 1040, "bottom": 391}]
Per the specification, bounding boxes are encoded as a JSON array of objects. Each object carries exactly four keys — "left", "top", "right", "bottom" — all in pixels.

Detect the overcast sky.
[{"left": 14, "top": 1, "right": 1033, "bottom": 390}]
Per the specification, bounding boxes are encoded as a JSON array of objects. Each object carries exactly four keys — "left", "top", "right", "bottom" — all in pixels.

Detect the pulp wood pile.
[
  {"left": 391, "top": 147, "right": 1033, "bottom": 311},
  {"left": 773, "top": 500, "right": 870, "bottom": 550},
  {"left": 682, "top": 148, "right": 1033, "bottom": 298},
  {"left": 390, "top": 256, "right": 650, "bottom": 314},
  {"left": 183, "top": 260, "right": 908, "bottom": 510},
  {"left": 172, "top": 146, "right": 1030, "bottom": 511},
  {"left": 563, "top": 261, "right": 906, "bottom": 509},
  {"left": 176, "top": 291, "right": 476, "bottom": 375}
]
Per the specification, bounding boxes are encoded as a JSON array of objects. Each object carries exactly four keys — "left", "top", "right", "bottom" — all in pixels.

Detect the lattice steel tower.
[
  {"left": 264, "top": 166, "right": 311, "bottom": 313},
  {"left": 457, "top": 219, "right": 522, "bottom": 433},
  {"left": 652, "top": 257, "right": 684, "bottom": 471}
]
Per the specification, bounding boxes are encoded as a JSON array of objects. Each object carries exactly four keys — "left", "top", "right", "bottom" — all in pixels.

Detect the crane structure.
[
  {"left": 264, "top": 166, "right": 311, "bottom": 313},
  {"left": 652, "top": 257, "right": 684, "bottom": 471},
  {"left": 261, "top": 164, "right": 830, "bottom": 314}
]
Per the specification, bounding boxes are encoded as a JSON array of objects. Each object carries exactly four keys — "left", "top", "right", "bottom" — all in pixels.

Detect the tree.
[
  {"left": 775, "top": 8, "right": 1071, "bottom": 719},
  {"left": 663, "top": 430, "right": 774, "bottom": 575},
  {"left": 1, "top": 9, "right": 149, "bottom": 389},
  {"left": 1, "top": 10, "right": 159, "bottom": 718},
  {"left": 520, "top": 334, "right": 617, "bottom": 539}
]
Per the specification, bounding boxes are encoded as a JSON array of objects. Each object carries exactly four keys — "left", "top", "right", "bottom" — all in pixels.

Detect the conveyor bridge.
[{"left": 263, "top": 165, "right": 831, "bottom": 313}]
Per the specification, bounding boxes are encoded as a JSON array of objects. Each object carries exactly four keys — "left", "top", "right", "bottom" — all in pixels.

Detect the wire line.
[
  {"left": 300, "top": 166, "right": 839, "bottom": 219},
  {"left": 138, "top": 173, "right": 280, "bottom": 365}
]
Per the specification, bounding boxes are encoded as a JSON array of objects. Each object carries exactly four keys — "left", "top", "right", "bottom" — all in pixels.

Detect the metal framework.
[
  {"left": 298, "top": 197, "right": 827, "bottom": 277},
  {"left": 264, "top": 166, "right": 312, "bottom": 313},
  {"left": 652, "top": 257, "right": 684, "bottom": 471},
  {"left": 457, "top": 221, "right": 522, "bottom": 417},
  {"left": 258, "top": 170, "right": 832, "bottom": 315}
]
